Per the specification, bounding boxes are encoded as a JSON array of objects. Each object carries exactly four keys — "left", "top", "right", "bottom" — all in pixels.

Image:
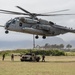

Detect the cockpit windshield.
[
  {"left": 5, "top": 17, "right": 19, "bottom": 28},
  {"left": 6, "top": 19, "right": 12, "bottom": 26},
  {"left": 6, "top": 17, "right": 19, "bottom": 26},
  {"left": 11, "top": 19, "right": 16, "bottom": 24}
]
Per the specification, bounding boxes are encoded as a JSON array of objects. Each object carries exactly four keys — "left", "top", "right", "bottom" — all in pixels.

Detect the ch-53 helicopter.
[{"left": 0, "top": 6, "right": 75, "bottom": 39}]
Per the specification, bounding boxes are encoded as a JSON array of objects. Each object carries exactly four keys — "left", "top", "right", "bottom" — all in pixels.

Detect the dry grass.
[{"left": 0, "top": 56, "right": 75, "bottom": 75}]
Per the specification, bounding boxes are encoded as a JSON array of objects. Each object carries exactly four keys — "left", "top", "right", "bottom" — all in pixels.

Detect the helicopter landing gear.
[
  {"left": 35, "top": 35, "right": 39, "bottom": 39},
  {"left": 5, "top": 30, "right": 9, "bottom": 34},
  {"left": 42, "top": 36, "right": 46, "bottom": 39}
]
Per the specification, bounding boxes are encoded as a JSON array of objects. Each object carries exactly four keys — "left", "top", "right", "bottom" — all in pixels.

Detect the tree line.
[
  {"left": 36, "top": 43, "right": 72, "bottom": 50},
  {"left": 0, "top": 49, "right": 65, "bottom": 56}
]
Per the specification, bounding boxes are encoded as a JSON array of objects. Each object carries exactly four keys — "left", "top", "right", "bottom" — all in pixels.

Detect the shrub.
[{"left": 0, "top": 49, "right": 65, "bottom": 56}]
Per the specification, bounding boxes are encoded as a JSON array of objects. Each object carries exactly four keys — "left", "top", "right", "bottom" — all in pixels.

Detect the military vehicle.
[{"left": 20, "top": 53, "right": 40, "bottom": 62}]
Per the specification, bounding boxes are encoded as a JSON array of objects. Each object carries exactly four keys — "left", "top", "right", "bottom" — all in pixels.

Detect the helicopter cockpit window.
[
  {"left": 12, "top": 19, "right": 16, "bottom": 24},
  {"left": 6, "top": 20, "right": 11, "bottom": 26}
]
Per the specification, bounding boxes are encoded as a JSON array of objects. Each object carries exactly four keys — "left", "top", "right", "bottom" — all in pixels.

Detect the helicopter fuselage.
[
  {"left": 0, "top": 6, "right": 75, "bottom": 39},
  {"left": 5, "top": 17, "right": 75, "bottom": 39}
]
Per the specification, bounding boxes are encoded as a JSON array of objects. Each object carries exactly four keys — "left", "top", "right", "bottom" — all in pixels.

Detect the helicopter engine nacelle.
[
  {"left": 38, "top": 19, "right": 49, "bottom": 25},
  {"left": 39, "top": 25, "right": 55, "bottom": 35},
  {"left": 20, "top": 17, "right": 38, "bottom": 24},
  {"left": 39, "top": 25, "right": 50, "bottom": 31}
]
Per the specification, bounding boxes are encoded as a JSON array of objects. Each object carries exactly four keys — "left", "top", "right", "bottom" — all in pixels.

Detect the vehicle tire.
[
  {"left": 21, "top": 59, "right": 24, "bottom": 62},
  {"left": 42, "top": 36, "right": 46, "bottom": 39},
  {"left": 35, "top": 35, "right": 39, "bottom": 39},
  {"left": 36, "top": 57, "right": 40, "bottom": 62},
  {"left": 30, "top": 57, "right": 32, "bottom": 61},
  {"left": 5, "top": 30, "right": 9, "bottom": 34}
]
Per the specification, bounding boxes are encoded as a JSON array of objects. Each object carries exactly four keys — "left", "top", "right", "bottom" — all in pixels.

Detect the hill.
[{"left": 0, "top": 36, "right": 75, "bottom": 50}]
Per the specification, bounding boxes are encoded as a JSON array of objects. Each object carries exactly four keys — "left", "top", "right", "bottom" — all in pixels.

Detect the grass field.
[{"left": 0, "top": 56, "right": 75, "bottom": 75}]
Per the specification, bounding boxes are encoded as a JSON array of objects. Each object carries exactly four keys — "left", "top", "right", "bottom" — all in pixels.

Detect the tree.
[
  {"left": 66, "top": 44, "right": 72, "bottom": 50},
  {"left": 59, "top": 44, "right": 64, "bottom": 49},
  {"left": 51, "top": 44, "right": 57, "bottom": 48},
  {"left": 44, "top": 43, "right": 50, "bottom": 49}
]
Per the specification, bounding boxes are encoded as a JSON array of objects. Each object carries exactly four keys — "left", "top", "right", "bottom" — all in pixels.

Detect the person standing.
[
  {"left": 2, "top": 54, "right": 5, "bottom": 61},
  {"left": 32, "top": 53, "right": 35, "bottom": 61},
  {"left": 42, "top": 54, "right": 45, "bottom": 62},
  {"left": 11, "top": 54, "right": 14, "bottom": 61}
]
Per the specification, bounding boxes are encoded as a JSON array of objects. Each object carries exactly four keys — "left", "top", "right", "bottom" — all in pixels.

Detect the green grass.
[{"left": 0, "top": 56, "right": 75, "bottom": 75}]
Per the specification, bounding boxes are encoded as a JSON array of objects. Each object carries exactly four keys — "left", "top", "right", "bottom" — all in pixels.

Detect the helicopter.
[{"left": 0, "top": 6, "right": 75, "bottom": 39}]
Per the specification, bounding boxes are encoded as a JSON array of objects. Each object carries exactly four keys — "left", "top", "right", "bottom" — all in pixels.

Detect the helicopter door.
[{"left": 14, "top": 21, "right": 23, "bottom": 31}]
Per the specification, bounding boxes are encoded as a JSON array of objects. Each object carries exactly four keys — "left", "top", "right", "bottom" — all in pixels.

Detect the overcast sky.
[{"left": 0, "top": 0, "right": 75, "bottom": 42}]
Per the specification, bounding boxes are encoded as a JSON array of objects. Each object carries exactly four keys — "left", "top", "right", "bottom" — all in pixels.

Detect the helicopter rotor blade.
[
  {"left": 16, "top": 6, "right": 31, "bottom": 15},
  {"left": 0, "top": 10, "right": 75, "bottom": 17},
  {"left": 0, "top": 6, "right": 75, "bottom": 17},
  {"left": 36, "top": 14, "right": 75, "bottom": 16},
  {"left": 0, "top": 9, "right": 28, "bottom": 15},
  {"left": 41, "top": 9, "right": 70, "bottom": 14}
]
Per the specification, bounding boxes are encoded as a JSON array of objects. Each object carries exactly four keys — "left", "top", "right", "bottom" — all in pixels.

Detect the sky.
[{"left": 0, "top": 0, "right": 75, "bottom": 43}]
